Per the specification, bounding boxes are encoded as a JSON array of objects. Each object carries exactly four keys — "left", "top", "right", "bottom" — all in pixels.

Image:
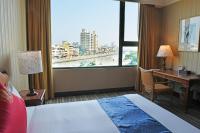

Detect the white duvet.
[{"left": 27, "top": 94, "right": 200, "bottom": 133}]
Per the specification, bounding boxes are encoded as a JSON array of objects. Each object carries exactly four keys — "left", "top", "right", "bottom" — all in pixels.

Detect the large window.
[{"left": 51, "top": 0, "right": 138, "bottom": 68}]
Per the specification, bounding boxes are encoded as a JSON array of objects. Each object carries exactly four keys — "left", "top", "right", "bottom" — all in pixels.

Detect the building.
[
  {"left": 52, "top": 45, "right": 67, "bottom": 59},
  {"left": 80, "top": 29, "right": 90, "bottom": 54},
  {"left": 72, "top": 42, "right": 79, "bottom": 48},
  {"left": 90, "top": 31, "right": 98, "bottom": 54},
  {"left": 80, "top": 29, "right": 99, "bottom": 55},
  {"left": 62, "top": 41, "right": 75, "bottom": 58}
]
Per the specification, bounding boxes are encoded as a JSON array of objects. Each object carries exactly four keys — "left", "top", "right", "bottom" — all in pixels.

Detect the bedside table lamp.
[
  {"left": 157, "top": 45, "right": 173, "bottom": 70},
  {"left": 18, "top": 51, "right": 43, "bottom": 96}
]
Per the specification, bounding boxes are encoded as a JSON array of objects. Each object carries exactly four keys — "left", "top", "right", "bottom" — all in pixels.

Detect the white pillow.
[{"left": 7, "top": 82, "right": 21, "bottom": 98}]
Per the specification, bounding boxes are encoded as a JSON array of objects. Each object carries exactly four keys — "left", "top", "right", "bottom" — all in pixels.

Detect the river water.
[{"left": 53, "top": 54, "right": 119, "bottom": 68}]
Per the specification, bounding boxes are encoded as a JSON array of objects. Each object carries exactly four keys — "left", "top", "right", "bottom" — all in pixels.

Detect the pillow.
[
  {"left": 0, "top": 72, "right": 21, "bottom": 98},
  {"left": 0, "top": 84, "right": 27, "bottom": 133},
  {"left": 7, "top": 82, "right": 21, "bottom": 98},
  {"left": 0, "top": 72, "right": 9, "bottom": 88},
  {"left": 0, "top": 84, "right": 11, "bottom": 102}
]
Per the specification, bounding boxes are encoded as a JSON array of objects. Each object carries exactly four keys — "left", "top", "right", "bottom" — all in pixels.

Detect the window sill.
[{"left": 53, "top": 65, "right": 137, "bottom": 69}]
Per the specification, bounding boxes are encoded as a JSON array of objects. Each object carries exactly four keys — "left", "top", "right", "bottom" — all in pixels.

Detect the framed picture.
[{"left": 179, "top": 16, "right": 200, "bottom": 52}]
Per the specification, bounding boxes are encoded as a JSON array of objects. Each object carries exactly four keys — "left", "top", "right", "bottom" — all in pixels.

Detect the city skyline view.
[
  {"left": 51, "top": 0, "right": 138, "bottom": 67},
  {"left": 51, "top": 0, "right": 138, "bottom": 46},
  {"left": 51, "top": 0, "right": 118, "bottom": 47}
]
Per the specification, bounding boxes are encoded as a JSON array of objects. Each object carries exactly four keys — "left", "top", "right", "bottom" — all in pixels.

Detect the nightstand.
[{"left": 20, "top": 89, "right": 46, "bottom": 107}]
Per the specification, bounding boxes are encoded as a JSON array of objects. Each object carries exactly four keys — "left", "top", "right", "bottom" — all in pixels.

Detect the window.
[
  {"left": 122, "top": 47, "right": 138, "bottom": 66},
  {"left": 51, "top": 0, "right": 138, "bottom": 68},
  {"left": 124, "top": 2, "right": 138, "bottom": 41}
]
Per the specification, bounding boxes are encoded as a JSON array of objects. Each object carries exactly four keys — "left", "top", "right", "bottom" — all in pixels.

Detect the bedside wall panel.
[{"left": 0, "top": 0, "right": 28, "bottom": 90}]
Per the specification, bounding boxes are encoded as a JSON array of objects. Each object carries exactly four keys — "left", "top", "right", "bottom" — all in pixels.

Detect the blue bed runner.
[{"left": 98, "top": 96, "right": 171, "bottom": 133}]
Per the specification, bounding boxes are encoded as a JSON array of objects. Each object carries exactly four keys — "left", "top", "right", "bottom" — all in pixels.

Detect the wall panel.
[
  {"left": 54, "top": 67, "right": 137, "bottom": 93},
  {"left": 0, "top": 0, "right": 28, "bottom": 90},
  {"left": 161, "top": 0, "right": 200, "bottom": 74}
]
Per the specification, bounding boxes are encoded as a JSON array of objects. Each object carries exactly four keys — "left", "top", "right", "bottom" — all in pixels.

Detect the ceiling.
[
  {"left": 140, "top": 0, "right": 181, "bottom": 7},
  {"left": 117, "top": 0, "right": 181, "bottom": 7}
]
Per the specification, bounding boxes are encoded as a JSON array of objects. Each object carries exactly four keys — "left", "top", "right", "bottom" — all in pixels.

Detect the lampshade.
[
  {"left": 18, "top": 51, "right": 43, "bottom": 75},
  {"left": 157, "top": 45, "right": 173, "bottom": 57}
]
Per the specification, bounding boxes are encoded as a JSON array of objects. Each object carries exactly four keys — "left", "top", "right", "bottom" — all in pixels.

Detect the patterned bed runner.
[{"left": 98, "top": 96, "right": 171, "bottom": 133}]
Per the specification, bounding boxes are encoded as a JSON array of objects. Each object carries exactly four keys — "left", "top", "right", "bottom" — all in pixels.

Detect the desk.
[{"left": 153, "top": 70, "right": 200, "bottom": 112}]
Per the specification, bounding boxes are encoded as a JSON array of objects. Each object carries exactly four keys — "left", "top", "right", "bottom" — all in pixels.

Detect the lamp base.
[
  {"left": 28, "top": 74, "right": 38, "bottom": 96},
  {"left": 161, "top": 57, "right": 166, "bottom": 70},
  {"left": 26, "top": 90, "right": 38, "bottom": 96}
]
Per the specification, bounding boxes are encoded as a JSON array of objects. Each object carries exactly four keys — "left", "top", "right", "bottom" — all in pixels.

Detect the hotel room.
[{"left": 0, "top": 0, "right": 200, "bottom": 133}]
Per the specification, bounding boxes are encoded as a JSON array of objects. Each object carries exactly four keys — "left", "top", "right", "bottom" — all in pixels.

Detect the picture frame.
[{"left": 179, "top": 16, "right": 200, "bottom": 52}]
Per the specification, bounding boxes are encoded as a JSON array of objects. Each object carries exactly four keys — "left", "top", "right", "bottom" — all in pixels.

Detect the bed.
[{"left": 26, "top": 94, "right": 200, "bottom": 133}]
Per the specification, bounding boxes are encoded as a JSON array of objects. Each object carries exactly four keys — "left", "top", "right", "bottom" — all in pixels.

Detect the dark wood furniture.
[
  {"left": 153, "top": 70, "right": 200, "bottom": 112},
  {"left": 20, "top": 89, "right": 46, "bottom": 107}
]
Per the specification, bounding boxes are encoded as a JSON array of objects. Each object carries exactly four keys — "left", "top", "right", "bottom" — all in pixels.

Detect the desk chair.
[{"left": 139, "top": 67, "right": 173, "bottom": 101}]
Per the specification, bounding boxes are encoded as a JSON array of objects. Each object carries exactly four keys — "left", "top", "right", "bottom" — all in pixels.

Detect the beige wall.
[
  {"left": 54, "top": 67, "right": 137, "bottom": 92},
  {"left": 161, "top": 0, "right": 200, "bottom": 74},
  {"left": 0, "top": 0, "right": 28, "bottom": 90}
]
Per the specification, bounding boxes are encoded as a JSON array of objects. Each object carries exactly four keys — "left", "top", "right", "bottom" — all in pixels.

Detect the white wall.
[
  {"left": 54, "top": 67, "right": 137, "bottom": 92},
  {"left": 0, "top": 0, "right": 28, "bottom": 90}
]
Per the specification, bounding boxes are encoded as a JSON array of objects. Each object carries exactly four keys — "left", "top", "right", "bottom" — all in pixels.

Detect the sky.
[{"left": 51, "top": 0, "right": 138, "bottom": 46}]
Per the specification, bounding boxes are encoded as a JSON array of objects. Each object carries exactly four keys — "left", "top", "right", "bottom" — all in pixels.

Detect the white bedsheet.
[
  {"left": 27, "top": 100, "right": 119, "bottom": 133},
  {"left": 125, "top": 94, "right": 200, "bottom": 133},
  {"left": 27, "top": 107, "right": 35, "bottom": 130},
  {"left": 27, "top": 94, "right": 200, "bottom": 133}
]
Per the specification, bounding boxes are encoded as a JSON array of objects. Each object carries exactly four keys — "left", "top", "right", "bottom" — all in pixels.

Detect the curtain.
[
  {"left": 26, "top": 0, "right": 54, "bottom": 99},
  {"left": 136, "top": 4, "right": 161, "bottom": 91}
]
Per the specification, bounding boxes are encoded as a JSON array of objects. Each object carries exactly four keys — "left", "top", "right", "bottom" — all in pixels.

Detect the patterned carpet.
[{"left": 47, "top": 90, "right": 200, "bottom": 129}]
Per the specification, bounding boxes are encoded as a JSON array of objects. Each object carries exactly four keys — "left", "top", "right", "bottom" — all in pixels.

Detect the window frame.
[
  {"left": 119, "top": 2, "right": 138, "bottom": 67},
  {"left": 53, "top": 1, "right": 138, "bottom": 69}
]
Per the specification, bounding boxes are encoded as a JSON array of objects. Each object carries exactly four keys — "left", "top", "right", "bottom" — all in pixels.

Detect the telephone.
[{"left": 178, "top": 66, "right": 191, "bottom": 75}]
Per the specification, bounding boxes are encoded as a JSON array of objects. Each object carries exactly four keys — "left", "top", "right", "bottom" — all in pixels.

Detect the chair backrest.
[{"left": 139, "top": 67, "right": 154, "bottom": 93}]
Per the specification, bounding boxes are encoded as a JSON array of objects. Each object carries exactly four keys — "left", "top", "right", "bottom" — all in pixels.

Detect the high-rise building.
[
  {"left": 80, "top": 29, "right": 90, "bottom": 54},
  {"left": 91, "top": 31, "right": 98, "bottom": 54}
]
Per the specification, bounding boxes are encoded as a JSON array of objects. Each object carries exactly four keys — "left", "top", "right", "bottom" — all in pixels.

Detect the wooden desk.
[{"left": 153, "top": 70, "right": 200, "bottom": 112}]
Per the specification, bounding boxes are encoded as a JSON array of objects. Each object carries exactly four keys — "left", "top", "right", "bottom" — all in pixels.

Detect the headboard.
[{"left": 0, "top": 69, "right": 7, "bottom": 74}]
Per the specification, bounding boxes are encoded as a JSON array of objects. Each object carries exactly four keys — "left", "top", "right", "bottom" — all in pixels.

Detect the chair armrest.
[{"left": 150, "top": 69, "right": 160, "bottom": 71}]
